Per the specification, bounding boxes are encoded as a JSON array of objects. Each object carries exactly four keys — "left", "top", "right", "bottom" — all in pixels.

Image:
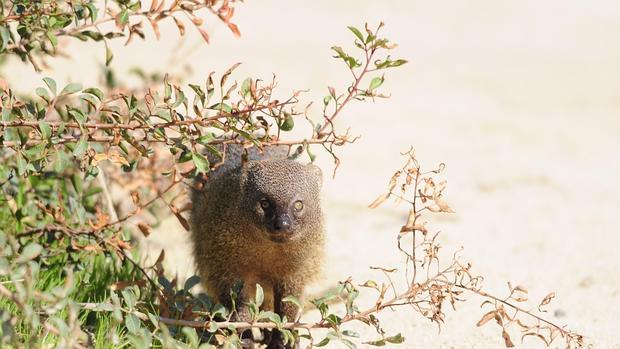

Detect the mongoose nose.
[{"left": 273, "top": 216, "right": 292, "bottom": 232}]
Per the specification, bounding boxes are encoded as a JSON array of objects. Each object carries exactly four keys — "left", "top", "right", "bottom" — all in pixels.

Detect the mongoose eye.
[
  {"left": 293, "top": 200, "right": 304, "bottom": 211},
  {"left": 260, "top": 199, "right": 270, "bottom": 209}
]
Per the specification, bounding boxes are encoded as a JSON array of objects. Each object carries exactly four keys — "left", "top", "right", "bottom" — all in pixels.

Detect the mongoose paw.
[
  {"left": 240, "top": 337, "right": 257, "bottom": 349},
  {"left": 266, "top": 338, "right": 296, "bottom": 349}
]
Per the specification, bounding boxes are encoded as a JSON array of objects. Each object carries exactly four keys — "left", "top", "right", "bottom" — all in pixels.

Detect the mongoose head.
[{"left": 240, "top": 159, "right": 323, "bottom": 243}]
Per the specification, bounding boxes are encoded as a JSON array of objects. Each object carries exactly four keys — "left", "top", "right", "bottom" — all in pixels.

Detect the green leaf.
[
  {"left": 68, "top": 108, "right": 87, "bottom": 124},
  {"left": 366, "top": 34, "right": 376, "bottom": 45},
  {"left": 209, "top": 102, "right": 232, "bottom": 114},
  {"left": 255, "top": 284, "right": 264, "bottom": 307},
  {"left": 42, "top": 77, "right": 57, "bottom": 95},
  {"left": 341, "top": 338, "right": 357, "bottom": 349},
  {"left": 46, "top": 31, "right": 58, "bottom": 48},
  {"left": 206, "top": 73, "right": 215, "bottom": 100},
  {"left": 16, "top": 153, "right": 27, "bottom": 176},
  {"left": 315, "top": 337, "right": 331, "bottom": 347},
  {"left": 364, "top": 339, "right": 386, "bottom": 346},
  {"left": 189, "top": 83, "right": 205, "bottom": 105},
  {"left": 86, "top": 3, "right": 98, "bottom": 22},
  {"left": 347, "top": 26, "right": 364, "bottom": 42},
  {"left": 241, "top": 77, "right": 252, "bottom": 98},
  {"left": 164, "top": 78, "right": 172, "bottom": 102},
  {"left": 323, "top": 95, "right": 332, "bottom": 106},
  {"left": 39, "top": 122, "right": 51, "bottom": 139},
  {"left": 257, "top": 311, "right": 281, "bottom": 325},
  {"left": 61, "top": 83, "right": 82, "bottom": 95},
  {"left": 106, "top": 46, "right": 113, "bottom": 66},
  {"left": 16, "top": 243, "right": 42, "bottom": 263},
  {"left": 342, "top": 330, "right": 360, "bottom": 338},
  {"left": 196, "top": 133, "right": 216, "bottom": 146},
  {"left": 83, "top": 87, "right": 104, "bottom": 101},
  {"left": 208, "top": 321, "right": 219, "bottom": 333},
  {"left": 306, "top": 146, "right": 316, "bottom": 162},
  {"left": 282, "top": 295, "right": 303, "bottom": 311},
  {"left": 71, "top": 173, "right": 83, "bottom": 194},
  {"left": 280, "top": 113, "right": 294, "bottom": 131},
  {"left": 118, "top": 9, "right": 130, "bottom": 26},
  {"left": 81, "top": 30, "right": 104, "bottom": 41},
  {"left": 390, "top": 59, "right": 408, "bottom": 67},
  {"left": 235, "top": 129, "right": 259, "bottom": 147},
  {"left": 385, "top": 333, "right": 405, "bottom": 344},
  {"left": 124, "top": 313, "right": 141, "bottom": 334},
  {"left": 184, "top": 275, "right": 201, "bottom": 291},
  {"left": 331, "top": 46, "right": 347, "bottom": 59},
  {"left": 192, "top": 152, "right": 209, "bottom": 174},
  {"left": 179, "top": 151, "right": 193, "bottom": 163},
  {"left": 182, "top": 327, "right": 200, "bottom": 347},
  {"left": 92, "top": 302, "right": 115, "bottom": 312},
  {"left": 84, "top": 186, "right": 103, "bottom": 197},
  {"left": 35, "top": 88, "right": 50, "bottom": 102},
  {"left": 0, "top": 26, "right": 10, "bottom": 52},
  {"left": 158, "top": 276, "right": 173, "bottom": 292},
  {"left": 221, "top": 62, "right": 241, "bottom": 88},
  {"left": 73, "top": 136, "right": 89, "bottom": 156},
  {"left": 121, "top": 288, "right": 137, "bottom": 309},
  {"left": 369, "top": 76, "right": 384, "bottom": 91},
  {"left": 325, "top": 314, "right": 341, "bottom": 327}
]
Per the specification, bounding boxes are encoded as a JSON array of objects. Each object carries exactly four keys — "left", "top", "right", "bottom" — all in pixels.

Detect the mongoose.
[{"left": 190, "top": 145, "right": 325, "bottom": 349}]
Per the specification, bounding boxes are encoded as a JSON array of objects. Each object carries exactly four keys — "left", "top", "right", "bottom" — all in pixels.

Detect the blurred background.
[{"left": 3, "top": 1, "right": 619, "bottom": 347}]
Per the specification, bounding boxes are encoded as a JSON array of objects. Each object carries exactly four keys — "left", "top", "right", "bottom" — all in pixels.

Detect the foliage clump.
[{"left": 0, "top": 1, "right": 584, "bottom": 348}]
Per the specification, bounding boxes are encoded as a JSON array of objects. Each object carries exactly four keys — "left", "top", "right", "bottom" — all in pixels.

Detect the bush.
[{"left": 0, "top": 1, "right": 584, "bottom": 348}]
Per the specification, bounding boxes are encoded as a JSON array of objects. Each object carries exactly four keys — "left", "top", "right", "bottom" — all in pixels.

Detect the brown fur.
[{"left": 189, "top": 145, "right": 324, "bottom": 348}]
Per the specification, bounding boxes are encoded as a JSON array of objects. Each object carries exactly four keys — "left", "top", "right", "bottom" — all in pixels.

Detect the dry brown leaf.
[
  {"left": 155, "top": 249, "right": 165, "bottom": 265},
  {"left": 108, "top": 152, "right": 129, "bottom": 166},
  {"left": 92, "top": 153, "right": 108, "bottom": 166},
  {"left": 476, "top": 310, "right": 496, "bottom": 327},
  {"left": 173, "top": 16, "right": 185, "bottom": 35},
  {"left": 174, "top": 211, "right": 190, "bottom": 231},
  {"left": 0, "top": 78, "right": 8, "bottom": 92},
  {"left": 169, "top": 0, "right": 179, "bottom": 11},
  {"left": 400, "top": 223, "right": 427, "bottom": 234},
  {"left": 198, "top": 27, "right": 210, "bottom": 43},
  {"left": 368, "top": 193, "right": 390, "bottom": 209},
  {"left": 513, "top": 285, "right": 528, "bottom": 294},
  {"left": 82, "top": 244, "right": 103, "bottom": 252},
  {"left": 388, "top": 171, "right": 401, "bottom": 192},
  {"left": 369, "top": 266, "right": 397, "bottom": 273},
  {"left": 401, "top": 209, "right": 415, "bottom": 229},
  {"left": 539, "top": 292, "right": 555, "bottom": 312},
  {"left": 148, "top": 17, "right": 161, "bottom": 40},
  {"left": 149, "top": 0, "right": 158, "bottom": 12},
  {"left": 110, "top": 280, "right": 147, "bottom": 291},
  {"left": 434, "top": 197, "right": 455, "bottom": 213},
  {"left": 131, "top": 191, "right": 141, "bottom": 207},
  {"left": 514, "top": 319, "right": 530, "bottom": 330},
  {"left": 494, "top": 312, "right": 503, "bottom": 326},
  {"left": 137, "top": 222, "right": 152, "bottom": 238},
  {"left": 502, "top": 330, "right": 515, "bottom": 347},
  {"left": 228, "top": 22, "right": 241, "bottom": 37},
  {"left": 521, "top": 332, "right": 549, "bottom": 346},
  {"left": 479, "top": 300, "right": 493, "bottom": 308},
  {"left": 191, "top": 16, "right": 204, "bottom": 26},
  {"left": 116, "top": 239, "right": 131, "bottom": 250}
]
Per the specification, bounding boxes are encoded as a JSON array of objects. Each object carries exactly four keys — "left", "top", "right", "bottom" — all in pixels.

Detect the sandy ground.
[{"left": 4, "top": 1, "right": 620, "bottom": 348}]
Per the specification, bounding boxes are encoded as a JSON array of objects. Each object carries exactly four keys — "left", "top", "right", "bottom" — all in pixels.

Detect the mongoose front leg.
[
  {"left": 217, "top": 282, "right": 256, "bottom": 349},
  {"left": 268, "top": 282, "right": 302, "bottom": 349}
]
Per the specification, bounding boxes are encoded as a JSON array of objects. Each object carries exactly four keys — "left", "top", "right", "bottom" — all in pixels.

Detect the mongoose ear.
[
  {"left": 240, "top": 161, "right": 260, "bottom": 187},
  {"left": 307, "top": 164, "right": 323, "bottom": 187}
]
